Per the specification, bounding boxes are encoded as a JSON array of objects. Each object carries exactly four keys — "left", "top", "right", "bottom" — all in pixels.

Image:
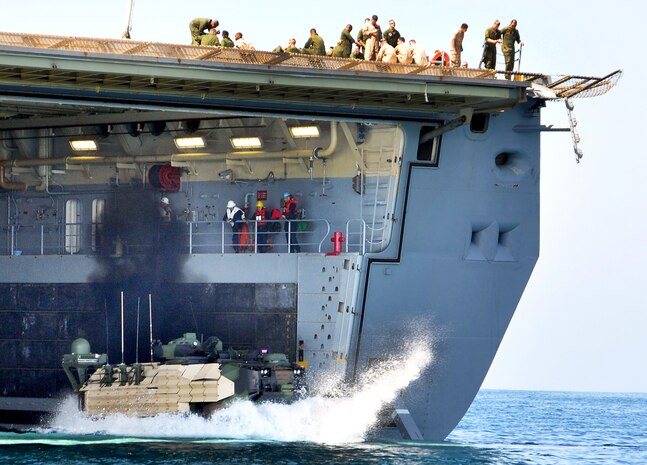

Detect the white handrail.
[{"left": 2, "top": 218, "right": 369, "bottom": 256}]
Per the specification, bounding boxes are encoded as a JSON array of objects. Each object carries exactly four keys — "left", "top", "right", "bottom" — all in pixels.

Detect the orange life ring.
[{"left": 431, "top": 50, "right": 450, "bottom": 66}]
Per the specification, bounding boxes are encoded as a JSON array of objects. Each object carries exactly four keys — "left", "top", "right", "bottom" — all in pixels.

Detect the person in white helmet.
[
  {"left": 159, "top": 196, "right": 173, "bottom": 222},
  {"left": 223, "top": 200, "right": 245, "bottom": 252}
]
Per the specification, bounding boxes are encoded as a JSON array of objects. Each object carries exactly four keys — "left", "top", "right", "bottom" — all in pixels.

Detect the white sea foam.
[{"left": 47, "top": 339, "right": 432, "bottom": 444}]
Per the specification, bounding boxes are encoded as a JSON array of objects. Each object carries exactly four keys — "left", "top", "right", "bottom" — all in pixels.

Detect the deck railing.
[{"left": 2, "top": 219, "right": 369, "bottom": 256}]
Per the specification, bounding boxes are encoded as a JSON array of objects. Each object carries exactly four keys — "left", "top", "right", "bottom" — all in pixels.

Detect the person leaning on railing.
[{"left": 223, "top": 200, "right": 245, "bottom": 253}]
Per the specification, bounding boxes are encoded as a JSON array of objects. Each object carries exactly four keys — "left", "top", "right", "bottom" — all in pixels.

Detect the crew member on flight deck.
[
  {"left": 331, "top": 24, "right": 358, "bottom": 58},
  {"left": 221, "top": 31, "right": 235, "bottom": 48},
  {"left": 481, "top": 19, "right": 502, "bottom": 70},
  {"left": 189, "top": 17, "right": 219, "bottom": 45},
  {"left": 201, "top": 28, "right": 220, "bottom": 46},
  {"left": 301, "top": 28, "right": 326, "bottom": 56},
  {"left": 383, "top": 19, "right": 400, "bottom": 48},
  {"left": 450, "top": 23, "right": 468, "bottom": 68},
  {"left": 501, "top": 19, "right": 523, "bottom": 78}
]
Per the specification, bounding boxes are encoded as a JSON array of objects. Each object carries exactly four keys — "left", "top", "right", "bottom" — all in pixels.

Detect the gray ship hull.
[{"left": 0, "top": 32, "right": 617, "bottom": 439}]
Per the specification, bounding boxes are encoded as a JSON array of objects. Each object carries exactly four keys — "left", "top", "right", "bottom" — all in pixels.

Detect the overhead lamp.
[
  {"left": 69, "top": 139, "right": 97, "bottom": 151},
  {"left": 230, "top": 137, "right": 262, "bottom": 149},
  {"left": 174, "top": 136, "right": 205, "bottom": 149},
  {"left": 289, "top": 126, "right": 320, "bottom": 138}
]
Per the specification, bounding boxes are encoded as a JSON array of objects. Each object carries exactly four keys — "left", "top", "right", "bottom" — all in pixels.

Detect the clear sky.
[{"left": 0, "top": 1, "right": 644, "bottom": 393}]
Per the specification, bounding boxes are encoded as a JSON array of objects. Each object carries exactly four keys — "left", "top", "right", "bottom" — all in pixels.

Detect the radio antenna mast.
[{"left": 122, "top": 0, "right": 135, "bottom": 39}]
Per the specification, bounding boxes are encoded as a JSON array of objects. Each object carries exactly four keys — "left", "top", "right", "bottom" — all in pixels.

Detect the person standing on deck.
[
  {"left": 481, "top": 20, "right": 502, "bottom": 70},
  {"left": 450, "top": 23, "right": 468, "bottom": 67},
  {"left": 223, "top": 200, "right": 245, "bottom": 253},
  {"left": 501, "top": 19, "right": 523, "bottom": 77},
  {"left": 383, "top": 19, "right": 400, "bottom": 48},
  {"left": 363, "top": 15, "right": 381, "bottom": 61},
  {"left": 189, "top": 18, "right": 219, "bottom": 45},
  {"left": 253, "top": 201, "right": 269, "bottom": 253},
  {"left": 159, "top": 197, "right": 173, "bottom": 222},
  {"left": 282, "top": 192, "right": 301, "bottom": 253}
]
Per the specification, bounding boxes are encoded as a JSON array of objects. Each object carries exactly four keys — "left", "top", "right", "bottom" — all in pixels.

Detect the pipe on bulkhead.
[
  {"left": 244, "top": 192, "right": 254, "bottom": 210},
  {"left": 0, "top": 166, "right": 27, "bottom": 190},
  {"left": 0, "top": 149, "right": 314, "bottom": 168},
  {"left": 35, "top": 129, "right": 51, "bottom": 191},
  {"left": 312, "top": 121, "right": 338, "bottom": 159}
]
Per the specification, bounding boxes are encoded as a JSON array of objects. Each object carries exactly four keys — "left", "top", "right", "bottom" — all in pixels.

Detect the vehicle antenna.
[
  {"left": 148, "top": 293, "right": 153, "bottom": 362},
  {"left": 190, "top": 300, "right": 199, "bottom": 335},
  {"left": 120, "top": 290, "right": 125, "bottom": 365},
  {"left": 104, "top": 299, "right": 109, "bottom": 364},
  {"left": 135, "top": 297, "right": 140, "bottom": 364}
]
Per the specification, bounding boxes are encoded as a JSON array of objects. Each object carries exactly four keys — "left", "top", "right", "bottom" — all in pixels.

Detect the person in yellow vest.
[{"left": 253, "top": 201, "right": 269, "bottom": 253}]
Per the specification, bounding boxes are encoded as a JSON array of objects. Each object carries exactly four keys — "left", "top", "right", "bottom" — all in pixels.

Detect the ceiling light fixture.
[
  {"left": 289, "top": 126, "right": 320, "bottom": 138},
  {"left": 174, "top": 136, "right": 205, "bottom": 149},
  {"left": 230, "top": 137, "right": 262, "bottom": 149},
  {"left": 69, "top": 139, "right": 97, "bottom": 151}
]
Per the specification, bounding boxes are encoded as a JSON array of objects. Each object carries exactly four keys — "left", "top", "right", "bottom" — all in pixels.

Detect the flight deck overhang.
[{"left": 0, "top": 33, "right": 530, "bottom": 125}]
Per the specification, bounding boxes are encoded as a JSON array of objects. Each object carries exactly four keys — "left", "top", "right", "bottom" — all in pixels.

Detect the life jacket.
[
  {"left": 225, "top": 206, "right": 245, "bottom": 229},
  {"left": 283, "top": 197, "right": 298, "bottom": 220},
  {"left": 254, "top": 207, "right": 268, "bottom": 227},
  {"left": 269, "top": 208, "right": 283, "bottom": 232}
]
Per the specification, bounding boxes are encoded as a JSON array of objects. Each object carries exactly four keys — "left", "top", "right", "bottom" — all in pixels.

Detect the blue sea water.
[{"left": 1, "top": 390, "right": 645, "bottom": 465}]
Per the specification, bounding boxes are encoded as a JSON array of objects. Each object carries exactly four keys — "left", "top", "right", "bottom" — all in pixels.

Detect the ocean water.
[
  {"left": 1, "top": 390, "right": 646, "bottom": 465},
  {"left": 1, "top": 341, "right": 645, "bottom": 465},
  {"left": 2, "top": 391, "right": 645, "bottom": 464}
]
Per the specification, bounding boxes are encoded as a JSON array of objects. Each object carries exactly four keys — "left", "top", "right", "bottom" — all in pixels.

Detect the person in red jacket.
[
  {"left": 282, "top": 192, "right": 300, "bottom": 253},
  {"left": 253, "top": 201, "right": 269, "bottom": 253}
]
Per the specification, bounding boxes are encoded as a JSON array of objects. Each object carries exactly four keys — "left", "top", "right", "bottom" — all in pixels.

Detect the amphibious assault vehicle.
[{"left": 62, "top": 333, "right": 306, "bottom": 416}]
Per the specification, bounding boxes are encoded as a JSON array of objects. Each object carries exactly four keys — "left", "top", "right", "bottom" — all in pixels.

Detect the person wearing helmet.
[
  {"left": 159, "top": 196, "right": 172, "bottom": 222},
  {"left": 253, "top": 200, "right": 269, "bottom": 253},
  {"left": 223, "top": 200, "right": 245, "bottom": 252},
  {"left": 282, "top": 192, "right": 301, "bottom": 253}
]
